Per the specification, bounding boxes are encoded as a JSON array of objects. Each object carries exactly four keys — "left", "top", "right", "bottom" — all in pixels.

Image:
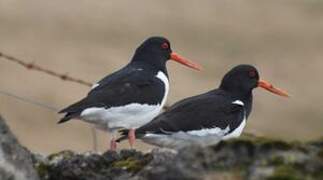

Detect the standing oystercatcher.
[
  {"left": 58, "top": 36, "right": 202, "bottom": 150},
  {"left": 117, "top": 64, "right": 288, "bottom": 149}
]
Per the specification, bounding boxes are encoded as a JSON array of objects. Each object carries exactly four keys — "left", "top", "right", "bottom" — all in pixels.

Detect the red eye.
[
  {"left": 161, "top": 42, "right": 169, "bottom": 49},
  {"left": 249, "top": 70, "right": 256, "bottom": 78}
]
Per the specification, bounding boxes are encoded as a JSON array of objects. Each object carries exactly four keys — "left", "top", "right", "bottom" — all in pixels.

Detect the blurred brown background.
[{"left": 0, "top": 0, "right": 322, "bottom": 154}]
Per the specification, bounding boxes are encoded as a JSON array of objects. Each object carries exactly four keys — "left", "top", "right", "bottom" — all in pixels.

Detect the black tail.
[
  {"left": 58, "top": 100, "right": 85, "bottom": 124},
  {"left": 57, "top": 112, "right": 79, "bottom": 124},
  {"left": 116, "top": 129, "right": 129, "bottom": 143}
]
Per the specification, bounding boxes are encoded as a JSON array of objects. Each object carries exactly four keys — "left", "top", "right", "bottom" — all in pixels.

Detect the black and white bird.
[
  {"left": 58, "top": 36, "right": 202, "bottom": 150},
  {"left": 117, "top": 65, "right": 289, "bottom": 149}
]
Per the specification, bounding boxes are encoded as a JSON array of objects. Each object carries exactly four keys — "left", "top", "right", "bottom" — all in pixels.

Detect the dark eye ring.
[
  {"left": 249, "top": 70, "right": 256, "bottom": 78},
  {"left": 161, "top": 42, "right": 169, "bottom": 49}
]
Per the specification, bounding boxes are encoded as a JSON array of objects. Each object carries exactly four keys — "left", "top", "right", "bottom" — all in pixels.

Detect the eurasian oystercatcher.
[
  {"left": 117, "top": 64, "right": 288, "bottom": 149},
  {"left": 58, "top": 36, "right": 202, "bottom": 150}
]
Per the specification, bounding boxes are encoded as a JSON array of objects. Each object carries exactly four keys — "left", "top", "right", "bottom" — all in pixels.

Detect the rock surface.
[
  {"left": 0, "top": 115, "right": 40, "bottom": 180},
  {"left": 34, "top": 136, "right": 323, "bottom": 180}
]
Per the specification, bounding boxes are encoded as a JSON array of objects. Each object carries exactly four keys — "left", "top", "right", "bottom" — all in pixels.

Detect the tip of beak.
[
  {"left": 273, "top": 88, "right": 290, "bottom": 98},
  {"left": 194, "top": 65, "right": 203, "bottom": 71},
  {"left": 283, "top": 92, "right": 290, "bottom": 98}
]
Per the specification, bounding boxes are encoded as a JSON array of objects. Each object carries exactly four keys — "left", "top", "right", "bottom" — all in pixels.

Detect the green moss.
[
  {"left": 259, "top": 140, "right": 292, "bottom": 151},
  {"left": 318, "top": 149, "right": 323, "bottom": 159},
  {"left": 112, "top": 157, "right": 143, "bottom": 172},
  {"left": 220, "top": 135, "right": 300, "bottom": 151},
  {"left": 48, "top": 150, "right": 75, "bottom": 161},
  {"left": 268, "top": 156, "right": 285, "bottom": 166},
  {"left": 35, "top": 162, "right": 51, "bottom": 179},
  {"left": 227, "top": 138, "right": 254, "bottom": 146},
  {"left": 112, "top": 154, "right": 151, "bottom": 173},
  {"left": 235, "top": 135, "right": 293, "bottom": 149},
  {"left": 267, "top": 165, "right": 303, "bottom": 180},
  {"left": 315, "top": 170, "right": 323, "bottom": 179}
]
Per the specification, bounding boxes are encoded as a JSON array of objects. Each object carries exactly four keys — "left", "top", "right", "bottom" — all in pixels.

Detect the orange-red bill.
[
  {"left": 258, "top": 79, "right": 289, "bottom": 97},
  {"left": 170, "top": 52, "right": 202, "bottom": 71}
]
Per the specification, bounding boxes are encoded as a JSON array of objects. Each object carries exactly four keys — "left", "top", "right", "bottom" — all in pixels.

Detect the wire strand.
[
  {"left": 0, "top": 89, "right": 59, "bottom": 111},
  {"left": 0, "top": 51, "right": 93, "bottom": 87},
  {"left": 0, "top": 88, "right": 99, "bottom": 152}
]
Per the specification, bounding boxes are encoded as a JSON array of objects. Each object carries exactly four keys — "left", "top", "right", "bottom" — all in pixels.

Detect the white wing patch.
[
  {"left": 187, "top": 126, "right": 230, "bottom": 137},
  {"left": 232, "top": 100, "right": 244, "bottom": 106}
]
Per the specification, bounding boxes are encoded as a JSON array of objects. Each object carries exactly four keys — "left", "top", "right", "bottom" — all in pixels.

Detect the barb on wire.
[{"left": 0, "top": 52, "right": 93, "bottom": 87}]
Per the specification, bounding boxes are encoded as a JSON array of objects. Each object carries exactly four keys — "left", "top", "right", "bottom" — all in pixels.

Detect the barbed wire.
[
  {"left": 0, "top": 51, "right": 98, "bottom": 151},
  {"left": 0, "top": 51, "right": 93, "bottom": 87}
]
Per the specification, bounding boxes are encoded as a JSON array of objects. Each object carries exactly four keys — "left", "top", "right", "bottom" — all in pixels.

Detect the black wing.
[
  {"left": 58, "top": 66, "right": 165, "bottom": 123},
  {"left": 135, "top": 90, "right": 244, "bottom": 136}
]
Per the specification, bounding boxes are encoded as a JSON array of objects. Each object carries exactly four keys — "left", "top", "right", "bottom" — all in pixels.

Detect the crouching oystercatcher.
[
  {"left": 117, "top": 64, "right": 288, "bottom": 149},
  {"left": 58, "top": 36, "right": 202, "bottom": 150}
]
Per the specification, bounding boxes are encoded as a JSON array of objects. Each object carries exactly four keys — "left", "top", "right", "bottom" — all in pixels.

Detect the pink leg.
[
  {"left": 128, "top": 128, "right": 136, "bottom": 149},
  {"left": 110, "top": 137, "right": 117, "bottom": 151}
]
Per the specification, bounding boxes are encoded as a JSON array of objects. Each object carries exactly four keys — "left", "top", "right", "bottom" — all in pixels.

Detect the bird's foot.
[{"left": 110, "top": 138, "right": 117, "bottom": 151}]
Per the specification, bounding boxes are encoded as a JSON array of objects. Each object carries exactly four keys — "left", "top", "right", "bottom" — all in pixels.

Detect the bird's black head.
[
  {"left": 220, "top": 65, "right": 259, "bottom": 96},
  {"left": 131, "top": 36, "right": 201, "bottom": 72},
  {"left": 220, "top": 64, "right": 289, "bottom": 97},
  {"left": 134, "top": 37, "right": 172, "bottom": 62}
]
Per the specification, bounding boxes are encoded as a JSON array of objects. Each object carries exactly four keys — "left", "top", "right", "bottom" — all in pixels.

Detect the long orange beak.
[
  {"left": 170, "top": 52, "right": 202, "bottom": 71},
  {"left": 258, "top": 79, "right": 289, "bottom": 97}
]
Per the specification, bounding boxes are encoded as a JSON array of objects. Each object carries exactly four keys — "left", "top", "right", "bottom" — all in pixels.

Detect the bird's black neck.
[
  {"left": 238, "top": 92, "right": 253, "bottom": 118},
  {"left": 129, "top": 57, "right": 168, "bottom": 76},
  {"left": 223, "top": 89, "right": 253, "bottom": 118}
]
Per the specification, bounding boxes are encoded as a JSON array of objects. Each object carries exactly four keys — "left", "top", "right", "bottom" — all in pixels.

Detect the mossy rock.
[
  {"left": 32, "top": 136, "right": 323, "bottom": 180},
  {"left": 47, "top": 150, "right": 75, "bottom": 162},
  {"left": 267, "top": 156, "right": 285, "bottom": 166},
  {"left": 35, "top": 162, "right": 51, "bottom": 179},
  {"left": 317, "top": 149, "right": 323, "bottom": 159},
  {"left": 267, "top": 165, "right": 303, "bottom": 180},
  {"left": 112, "top": 154, "right": 152, "bottom": 173},
  {"left": 112, "top": 157, "right": 142, "bottom": 172}
]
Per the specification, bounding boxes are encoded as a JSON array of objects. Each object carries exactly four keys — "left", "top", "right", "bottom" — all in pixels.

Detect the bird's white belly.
[{"left": 80, "top": 103, "right": 162, "bottom": 130}]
